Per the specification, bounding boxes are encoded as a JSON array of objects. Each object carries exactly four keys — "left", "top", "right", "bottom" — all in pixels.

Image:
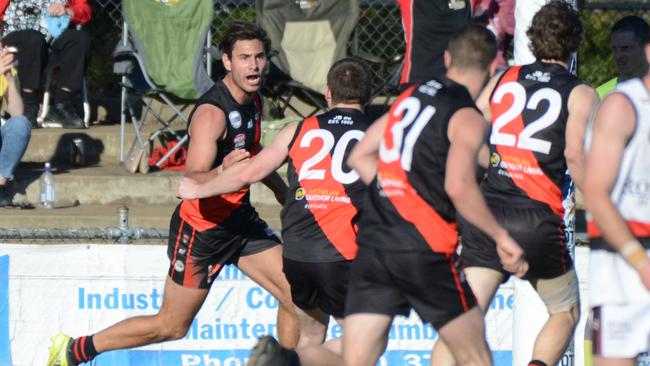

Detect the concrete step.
[
  {"left": 23, "top": 119, "right": 295, "bottom": 165},
  {"left": 8, "top": 163, "right": 285, "bottom": 206},
  {"left": 23, "top": 123, "right": 175, "bottom": 165},
  {"left": 0, "top": 202, "right": 281, "bottom": 230}
]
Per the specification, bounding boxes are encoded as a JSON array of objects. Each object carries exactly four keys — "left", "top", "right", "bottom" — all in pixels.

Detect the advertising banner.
[{"left": 0, "top": 244, "right": 597, "bottom": 366}]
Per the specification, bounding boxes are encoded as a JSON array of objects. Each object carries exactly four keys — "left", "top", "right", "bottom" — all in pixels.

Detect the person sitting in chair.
[{"left": 0, "top": 0, "right": 91, "bottom": 129}]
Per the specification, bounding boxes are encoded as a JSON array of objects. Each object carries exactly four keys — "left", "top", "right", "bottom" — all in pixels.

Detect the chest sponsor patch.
[
  {"left": 233, "top": 133, "right": 246, "bottom": 148},
  {"left": 229, "top": 111, "right": 242, "bottom": 129}
]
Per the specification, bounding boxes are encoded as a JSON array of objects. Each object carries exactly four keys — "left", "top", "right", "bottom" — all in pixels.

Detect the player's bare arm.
[
  {"left": 474, "top": 72, "right": 502, "bottom": 169},
  {"left": 347, "top": 113, "right": 388, "bottom": 185},
  {"left": 477, "top": 144, "right": 490, "bottom": 170},
  {"left": 565, "top": 83, "right": 598, "bottom": 190},
  {"left": 183, "top": 104, "right": 252, "bottom": 185},
  {"left": 184, "top": 104, "right": 229, "bottom": 182},
  {"left": 179, "top": 123, "right": 297, "bottom": 200},
  {"left": 583, "top": 92, "right": 650, "bottom": 288},
  {"left": 445, "top": 107, "right": 528, "bottom": 278},
  {"left": 475, "top": 71, "right": 503, "bottom": 122},
  {"left": 251, "top": 131, "right": 297, "bottom": 205}
]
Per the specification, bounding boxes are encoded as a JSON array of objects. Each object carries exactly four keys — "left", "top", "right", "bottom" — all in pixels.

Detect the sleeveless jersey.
[
  {"left": 179, "top": 79, "right": 263, "bottom": 231},
  {"left": 588, "top": 78, "right": 650, "bottom": 247},
  {"left": 358, "top": 78, "right": 477, "bottom": 253},
  {"left": 481, "top": 61, "right": 582, "bottom": 217},
  {"left": 281, "top": 108, "right": 371, "bottom": 262}
]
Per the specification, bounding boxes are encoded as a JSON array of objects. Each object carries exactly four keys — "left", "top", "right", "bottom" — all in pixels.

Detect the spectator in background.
[
  {"left": 596, "top": 16, "right": 650, "bottom": 98},
  {"left": 513, "top": 0, "right": 582, "bottom": 66},
  {"left": 474, "top": 0, "right": 515, "bottom": 69},
  {"left": 395, "top": 0, "right": 470, "bottom": 86},
  {"left": 0, "top": 45, "right": 32, "bottom": 206},
  {"left": 0, "top": 0, "right": 91, "bottom": 129}
]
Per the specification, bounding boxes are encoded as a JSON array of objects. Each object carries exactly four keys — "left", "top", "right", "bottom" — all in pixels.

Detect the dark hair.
[
  {"left": 327, "top": 57, "right": 372, "bottom": 105},
  {"left": 447, "top": 23, "right": 497, "bottom": 71},
  {"left": 218, "top": 21, "right": 271, "bottom": 58},
  {"left": 612, "top": 16, "right": 650, "bottom": 46},
  {"left": 528, "top": 1, "right": 582, "bottom": 61}
]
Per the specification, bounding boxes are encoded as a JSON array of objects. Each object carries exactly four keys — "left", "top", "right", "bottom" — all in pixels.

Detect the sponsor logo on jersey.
[
  {"left": 182, "top": 233, "right": 190, "bottom": 244},
  {"left": 490, "top": 152, "right": 501, "bottom": 167},
  {"left": 448, "top": 0, "right": 465, "bottom": 10},
  {"left": 328, "top": 115, "right": 354, "bottom": 125},
  {"left": 295, "top": 187, "right": 306, "bottom": 200},
  {"left": 623, "top": 179, "right": 650, "bottom": 201},
  {"left": 233, "top": 133, "right": 246, "bottom": 148},
  {"left": 229, "top": 111, "right": 242, "bottom": 129},
  {"left": 418, "top": 80, "right": 443, "bottom": 96},
  {"left": 525, "top": 71, "right": 551, "bottom": 83},
  {"left": 247, "top": 119, "right": 253, "bottom": 129}
]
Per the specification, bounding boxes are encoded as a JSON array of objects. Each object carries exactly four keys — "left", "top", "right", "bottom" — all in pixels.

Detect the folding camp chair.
[
  {"left": 114, "top": 0, "right": 215, "bottom": 169},
  {"left": 256, "top": 0, "right": 360, "bottom": 119}
]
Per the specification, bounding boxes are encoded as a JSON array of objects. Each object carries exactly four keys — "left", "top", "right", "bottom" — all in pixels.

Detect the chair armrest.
[{"left": 113, "top": 43, "right": 136, "bottom": 58}]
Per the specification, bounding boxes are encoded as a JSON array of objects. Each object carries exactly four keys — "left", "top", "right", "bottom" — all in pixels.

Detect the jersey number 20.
[{"left": 298, "top": 129, "right": 365, "bottom": 184}]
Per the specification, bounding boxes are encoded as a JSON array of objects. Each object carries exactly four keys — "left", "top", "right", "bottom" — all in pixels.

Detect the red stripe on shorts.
[
  {"left": 449, "top": 256, "right": 469, "bottom": 311},
  {"left": 169, "top": 219, "right": 184, "bottom": 278},
  {"left": 182, "top": 227, "right": 198, "bottom": 288}
]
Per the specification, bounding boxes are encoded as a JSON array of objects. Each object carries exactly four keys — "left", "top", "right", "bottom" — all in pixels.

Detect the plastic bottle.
[{"left": 39, "top": 162, "right": 56, "bottom": 209}]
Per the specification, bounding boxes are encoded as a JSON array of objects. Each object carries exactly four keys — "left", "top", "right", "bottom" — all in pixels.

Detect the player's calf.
[{"left": 438, "top": 307, "right": 493, "bottom": 366}]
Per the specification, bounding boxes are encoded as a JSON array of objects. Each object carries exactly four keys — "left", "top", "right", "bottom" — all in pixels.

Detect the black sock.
[
  {"left": 529, "top": 360, "right": 548, "bottom": 366},
  {"left": 69, "top": 335, "right": 98, "bottom": 365},
  {"left": 282, "top": 348, "right": 301, "bottom": 366},
  {"left": 54, "top": 88, "right": 75, "bottom": 104}
]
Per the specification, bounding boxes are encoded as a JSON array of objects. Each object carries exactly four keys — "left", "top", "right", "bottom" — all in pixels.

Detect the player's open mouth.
[{"left": 246, "top": 75, "right": 261, "bottom": 84}]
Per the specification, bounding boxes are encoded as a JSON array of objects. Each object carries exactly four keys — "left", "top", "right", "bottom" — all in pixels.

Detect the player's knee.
[
  {"left": 150, "top": 313, "right": 192, "bottom": 341},
  {"left": 275, "top": 288, "right": 294, "bottom": 313},
  {"left": 550, "top": 304, "right": 580, "bottom": 327},
  {"left": 159, "top": 321, "right": 192, "bottom": 341},
  {"left": 454, "top": 346, "right": 492, "bottom": 366}
]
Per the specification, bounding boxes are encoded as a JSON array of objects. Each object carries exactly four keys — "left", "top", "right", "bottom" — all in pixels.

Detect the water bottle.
[{"left": 39, "top": 162, "right": 56, "bottom": 209}]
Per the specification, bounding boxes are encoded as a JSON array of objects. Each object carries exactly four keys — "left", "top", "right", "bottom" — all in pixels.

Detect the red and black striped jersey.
[
  {"left": 281, "top": 108, "right": 371, "bottom": 262},
  {"left": 481, "top": 61, "right": 582, "bottom": 217},
  {"left": 358, "top": 78, "right": 477, "bottom": 254},
  {"left": 180, "top": 79, "right": 263, "bottom": 231}
]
